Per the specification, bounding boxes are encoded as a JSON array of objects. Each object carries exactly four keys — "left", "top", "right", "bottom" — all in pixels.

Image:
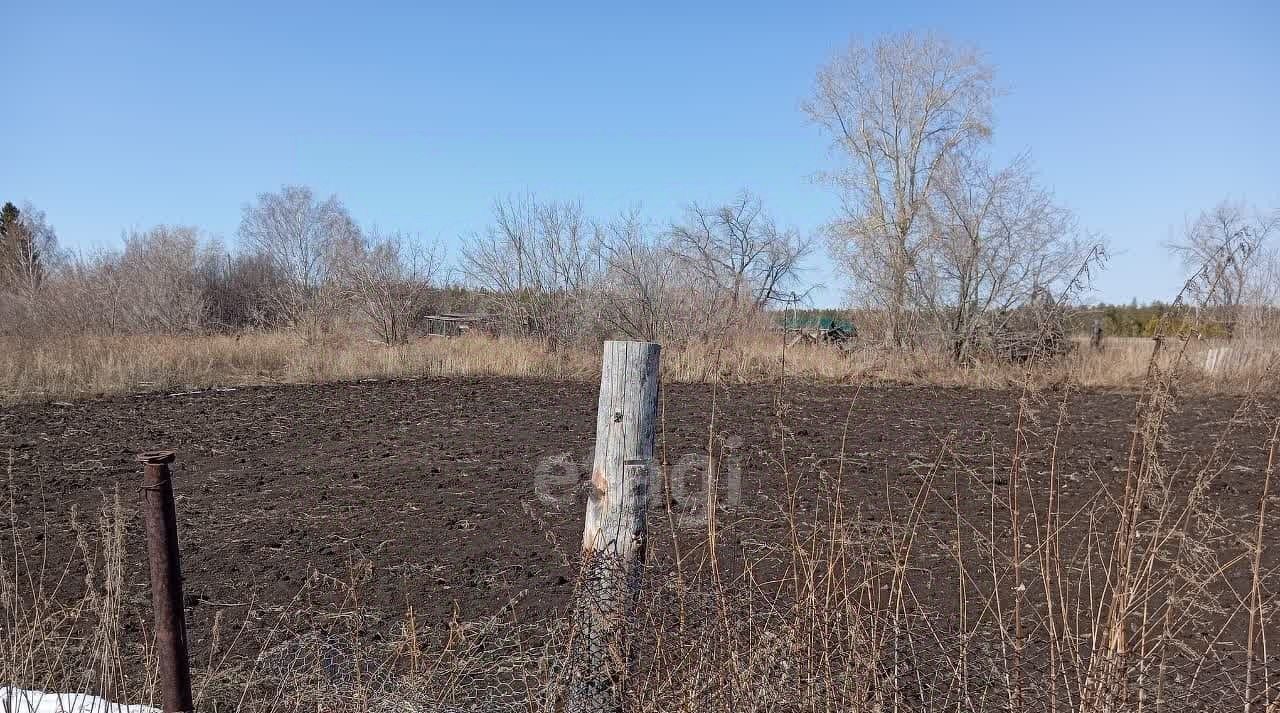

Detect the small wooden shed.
[{"left": 424, "top": 313, "right": 496, "bottom": 337}]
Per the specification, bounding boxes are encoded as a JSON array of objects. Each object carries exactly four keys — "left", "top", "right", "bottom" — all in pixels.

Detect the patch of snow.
[{"left": 0, "top": 688, "right": 158, "bottom": 713}]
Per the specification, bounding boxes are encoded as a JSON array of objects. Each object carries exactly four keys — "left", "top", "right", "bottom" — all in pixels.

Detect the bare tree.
[
  {"left": 596, "top": 210, "right": 665, "bottom": 341},
  {"left": 196, "top": 250, "right": 288, "bottom": 331},
  {"left": 35, "top": 248, "right": 129, "bottom": 336},
  {"left": 118, "top": 226, "right": 216, "bottom": 333},
  {"left": 460, "top": 195, "right": 601, "bottom": 346},
  {"left": 237, "top": 185, "right": 362, "bottom": 336},
  {"left": 666, "top": 190, "right": 812, "bottom": 321},
  {"left": 595, "top": 209, "right": 689, "bottom": 342},
  {"left": 914, "top": 152, "right": 1094, "bottom": 360},
  {"left": 1166, "top": 199, "right": 1278, "bottom": 338},
  {"left": 804, "top": 32, "right": 997, "bottom": 346},
  {"left": 35, "top": 227, "right": 215, "bottom": 336},
  {"left": 341, "top": 229, "right": 443, "bottom": 344}
]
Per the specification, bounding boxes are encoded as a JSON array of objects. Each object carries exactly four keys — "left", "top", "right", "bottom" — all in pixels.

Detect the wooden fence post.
[
  {"left": 138, "top": 450, "right": 194, "bottom": 713},
  {"left": 568, "top": 340, "right": 661, "bottom": 713}
]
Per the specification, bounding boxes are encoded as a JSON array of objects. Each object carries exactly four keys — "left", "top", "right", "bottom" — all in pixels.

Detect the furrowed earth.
[{"left": 3, "top": 376, "right": 1278, "bottom": 698}]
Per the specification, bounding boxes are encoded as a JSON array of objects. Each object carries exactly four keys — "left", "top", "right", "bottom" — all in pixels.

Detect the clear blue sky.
[{"left": 3, "top": 0, "right": 1276, "bottom": 306}]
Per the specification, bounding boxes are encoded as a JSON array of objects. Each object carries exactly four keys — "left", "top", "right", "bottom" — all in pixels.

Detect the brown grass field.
[{"left": 2, "top": 331, "right": 1277, "bottom": 405}]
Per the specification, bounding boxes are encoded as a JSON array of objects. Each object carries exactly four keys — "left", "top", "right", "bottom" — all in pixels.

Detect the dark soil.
[{"left": 3, "top": 376, "right": 1278, "bottom": 679}]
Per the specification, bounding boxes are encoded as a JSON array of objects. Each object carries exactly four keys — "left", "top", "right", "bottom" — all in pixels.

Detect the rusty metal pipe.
[{"left": 139, "top": 450, "right": 194, "bottom": 713}]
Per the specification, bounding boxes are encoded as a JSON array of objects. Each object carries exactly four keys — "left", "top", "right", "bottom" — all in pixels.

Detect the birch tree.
[
  {"left": 237, "top": 185, "right": 362, "bottom": 336},
  {"left": 118, "top": 226, "right": 215, "bottom": 333},
  {"left": 0, "top": 202, "right": 59, "bottom": 300}
]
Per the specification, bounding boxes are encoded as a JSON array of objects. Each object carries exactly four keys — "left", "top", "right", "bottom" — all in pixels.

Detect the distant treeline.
[
  {"left": 1074, "top": 303, "right": 1275, "bottom": 339},
  {"left": 780, "top": 304, "right": 1276, "bottom": 340},
  {"left": 1088, "top": 303, "right": 1195, "bottom": 338}
]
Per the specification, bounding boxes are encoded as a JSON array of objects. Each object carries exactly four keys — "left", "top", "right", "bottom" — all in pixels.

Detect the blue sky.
[{"left": 3, "top": 0, "right": 1276, "bottom": 306}]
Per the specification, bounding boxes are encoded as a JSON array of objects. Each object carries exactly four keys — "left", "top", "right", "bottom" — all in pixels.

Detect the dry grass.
[
  {"left": 1, "top": 458, "right": 161, "bottom": 711},
  {"left": 0, "top": 333, "right": 591, "bottom": 404},
  {"left": 3, "top": 331, "right": 1278, "bottom": 405}
]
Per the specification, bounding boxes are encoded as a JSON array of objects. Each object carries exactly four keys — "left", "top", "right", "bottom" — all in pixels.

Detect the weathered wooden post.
[
  {"left": 567, "top": 340, "right": 661, "bottom": 713},
  {"left": 138, "top": 450, "right": 194, "bottom": 713}
]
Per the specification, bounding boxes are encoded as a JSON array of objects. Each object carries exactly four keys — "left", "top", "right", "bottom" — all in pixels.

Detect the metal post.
[
  {"left": 567, "top": 341, "right": 661, "bottom": 713},
  {"left": 139, "top": 450, "right": 194, "bottom": 713}
]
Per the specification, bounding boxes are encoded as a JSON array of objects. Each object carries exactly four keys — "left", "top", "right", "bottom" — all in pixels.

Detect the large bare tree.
[
  {"left": 237, "top": 185, "right": 362, "bottom": 335},
  {"left": 804, "top": 32, "right": 997, "bottom": 346},
  {"left": 666, "top": 190, "right": 812, "bottom": 319},
  {"left": 1166, "top": 199, "right": 1278, "bottom": 338}
]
